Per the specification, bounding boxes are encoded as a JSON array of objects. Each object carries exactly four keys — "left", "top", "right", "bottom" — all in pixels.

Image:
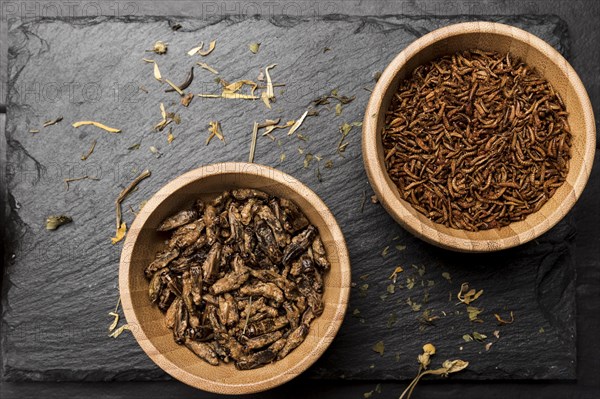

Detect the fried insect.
[
  {"left": 145, "top": 190, "right": 329, "bottom": 368},
  {"left": 185, "top": 338, "right": 219, "bottom": 366},
  {"left": 158, "top": 209, "right": 198, "bottom": 231}
]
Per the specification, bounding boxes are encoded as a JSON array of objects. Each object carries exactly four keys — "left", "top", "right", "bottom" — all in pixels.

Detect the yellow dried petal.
[
  {"left": 111, "top": 222, "right": 127, "bottom": 244},
  {"left": 423, "top": 343, "right": 436, "bottom": 355},
  {"left": 153, "top": 62, "right": 162, "bottom": 81},
  {"left": 72, "top": 121, "right": 121, "bottom": 133}
]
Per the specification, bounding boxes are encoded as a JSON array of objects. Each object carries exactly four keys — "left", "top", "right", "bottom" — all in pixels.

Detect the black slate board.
[{"left": 1, "top": 14, "right": 575, "bottom": 381}]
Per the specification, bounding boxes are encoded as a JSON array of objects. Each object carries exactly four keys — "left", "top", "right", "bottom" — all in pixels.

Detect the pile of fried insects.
[{"left": 145, "top": 188, "right": 329, "bottom": 369}]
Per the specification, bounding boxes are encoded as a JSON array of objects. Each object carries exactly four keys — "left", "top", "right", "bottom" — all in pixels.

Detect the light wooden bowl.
[
  {"left": 119, "top": 162, "right": 350, "bottom": 394},
  {"left": 362, "top": 21, "right": 595, "bottom": 252}
]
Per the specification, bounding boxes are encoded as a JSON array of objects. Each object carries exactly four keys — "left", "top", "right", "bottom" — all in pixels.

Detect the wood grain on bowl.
[
  {"left": 119, "top": 163, "right": 350, "bottom": 394},
  {"left": 362, "top": 21, "right": 595, "bottom": 252}
]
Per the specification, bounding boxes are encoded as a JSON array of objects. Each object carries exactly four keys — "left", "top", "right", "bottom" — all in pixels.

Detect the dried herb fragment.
[
  {"left": 381, "top": 246, "right": 390, "bottom": 257},
  {"left": 165, "top": 79, "right": 185, "bottom": 96},
  {"left": 197, "top": 62, "right": 218, "bottom": 74},
  {"left": 335, "top": 103, "right": 342, "bottom": 116},
  {"left": 249, "top": 42, "right": 261, "bottom": 54},
  {"left": 108, "top": 312, "right": 119, "bottom": 332},
  {"left": 166, "top": 67, "right": 194, "bottom": 93},
  {"left": 388, "top": 266, "right": 404, "bottom": 283},
  {"left": 198, "top": 78, "right": 260, "bottom": 100},
  {"left": 111, "top": 222, "right": 127, "bottom": 244},
  {"left": 288, "top": 110, "right": 308, "bottom": 136},
  {"left": 45, "top": 215, "right": 72, "bottom": 230},
  {"left": 43, "top": 116, "right": 63, "bottom": 127},
  {"left": 187, "top": 42, "right": 204, "bottom": 56},
  {"left": 150, "top": 41, "right": 168, "bottom": 54},
  {"left": 419, "top": 309, "right": 439, "bottom": 324},
  {"left": 142, "top": 58, "right": 162, "bottom": 81},
  {"left": 112, "top": 169, "right": 151, "bottom": 244},
  {"left": 108, "top": 298, "right": 121, "bottom": 332},
  {"left": 406, "top": 297, "right": 422, "bottom": 312},
  {"left": 72, "top": 121, "right": 121, "bottom": 133},
  {"left": 81, "top": 139, "right": 97, "bottom": 161},
  {"left": 198, "top": 40, "right": 216, "bottom": 56},
  {"left": 64, "top": 175, "right": 100, "bottom": 190},
  {"left": 467, "top": 306, "right": 483, "bottom": 323},
  {"left": 181, "top": 93, "right": 194, "bottom": 107},
  {"left": 457, "top": 283, "right": 483, "bottom": 305},
  {"left": 399, "top": 344, "right": 468, "bottom": 399},
  {"left": 261, "top": 64, "right": 277, "bottom": 108},
  {"left": 206, "top": 121, "right": 224, "bottom": 145},
  {"left": 167, "top": 129, "right": 175, "bottom": 143},
  {"left": 472, "top": 332, "right": 487, "bottom": 341},
  {"left": 249, "top": 122, "right": 259, "bottom": 163},
  {"left": 29, "top": 129, "right": 40, "bottom": 133},
  {"left": 372, "top": 340, "right": 385, "bottom": 356},
  {"left": 494, "top": 311, "right": 514, "bottom": 325},
  {"left": 313, "top": 89, "right": 355, "bottom": 106},
  {"left": 337, "top": 122, "right": 353, "bottom": 155},
  {"left": 109, "top": 323, "right": 131, "bottom": 338},
  {"left": 154, "top": 103, "right": 179, "bottom": 131}
]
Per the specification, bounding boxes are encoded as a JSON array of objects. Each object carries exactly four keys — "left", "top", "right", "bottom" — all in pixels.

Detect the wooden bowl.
[
  {"left": 119, "top": 162, "right": 350, "bottom": 394},
  {"left": 362, "top": 21, "right": 596, "bottom": 252}
]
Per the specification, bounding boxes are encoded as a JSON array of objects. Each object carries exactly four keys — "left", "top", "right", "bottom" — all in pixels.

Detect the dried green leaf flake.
[
  {"left": 249, "top": 42, "right": 261, "bottom": 54},
  {"left": 372, "top": 340, "right": 385, "bottom": 356}
]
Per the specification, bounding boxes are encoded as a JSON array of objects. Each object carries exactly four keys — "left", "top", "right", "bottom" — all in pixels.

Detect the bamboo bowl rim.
[
  {"left": 119, "top": 162, "right": 351, "bottom": 394},
  {"left": 362, "top": 21, "right": 596, "bottom": 252}
]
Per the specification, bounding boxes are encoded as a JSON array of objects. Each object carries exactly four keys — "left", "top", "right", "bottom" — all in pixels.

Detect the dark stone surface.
[{"left": 1, "top": 14, "right": 576, "bottom": 382}]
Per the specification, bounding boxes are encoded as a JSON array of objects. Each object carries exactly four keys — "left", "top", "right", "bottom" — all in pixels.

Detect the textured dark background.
[{"left": 1, "top": 1, "right": 599, "bottom": 398}]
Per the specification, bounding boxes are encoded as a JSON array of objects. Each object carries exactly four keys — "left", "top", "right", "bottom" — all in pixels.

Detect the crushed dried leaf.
[
  {"left": 249, "top": 42, "right": 261, "bottom": 54},
  {"left": 372, "top": 340, "right": 385, "bottom": 356},
  {"left": 467, "top": 306, "right": 483, "bottom": 323},
  {"left": 457, "top": 282, "right": 483, "bottom": 305}
]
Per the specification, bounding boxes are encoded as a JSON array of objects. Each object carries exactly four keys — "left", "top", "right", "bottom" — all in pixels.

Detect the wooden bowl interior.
[
  {"left": 368, "top": 26, "right": 594, "bottom": 251},
  {"left": 121, "top": 165, "right": 349, "bottom": 393}
]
